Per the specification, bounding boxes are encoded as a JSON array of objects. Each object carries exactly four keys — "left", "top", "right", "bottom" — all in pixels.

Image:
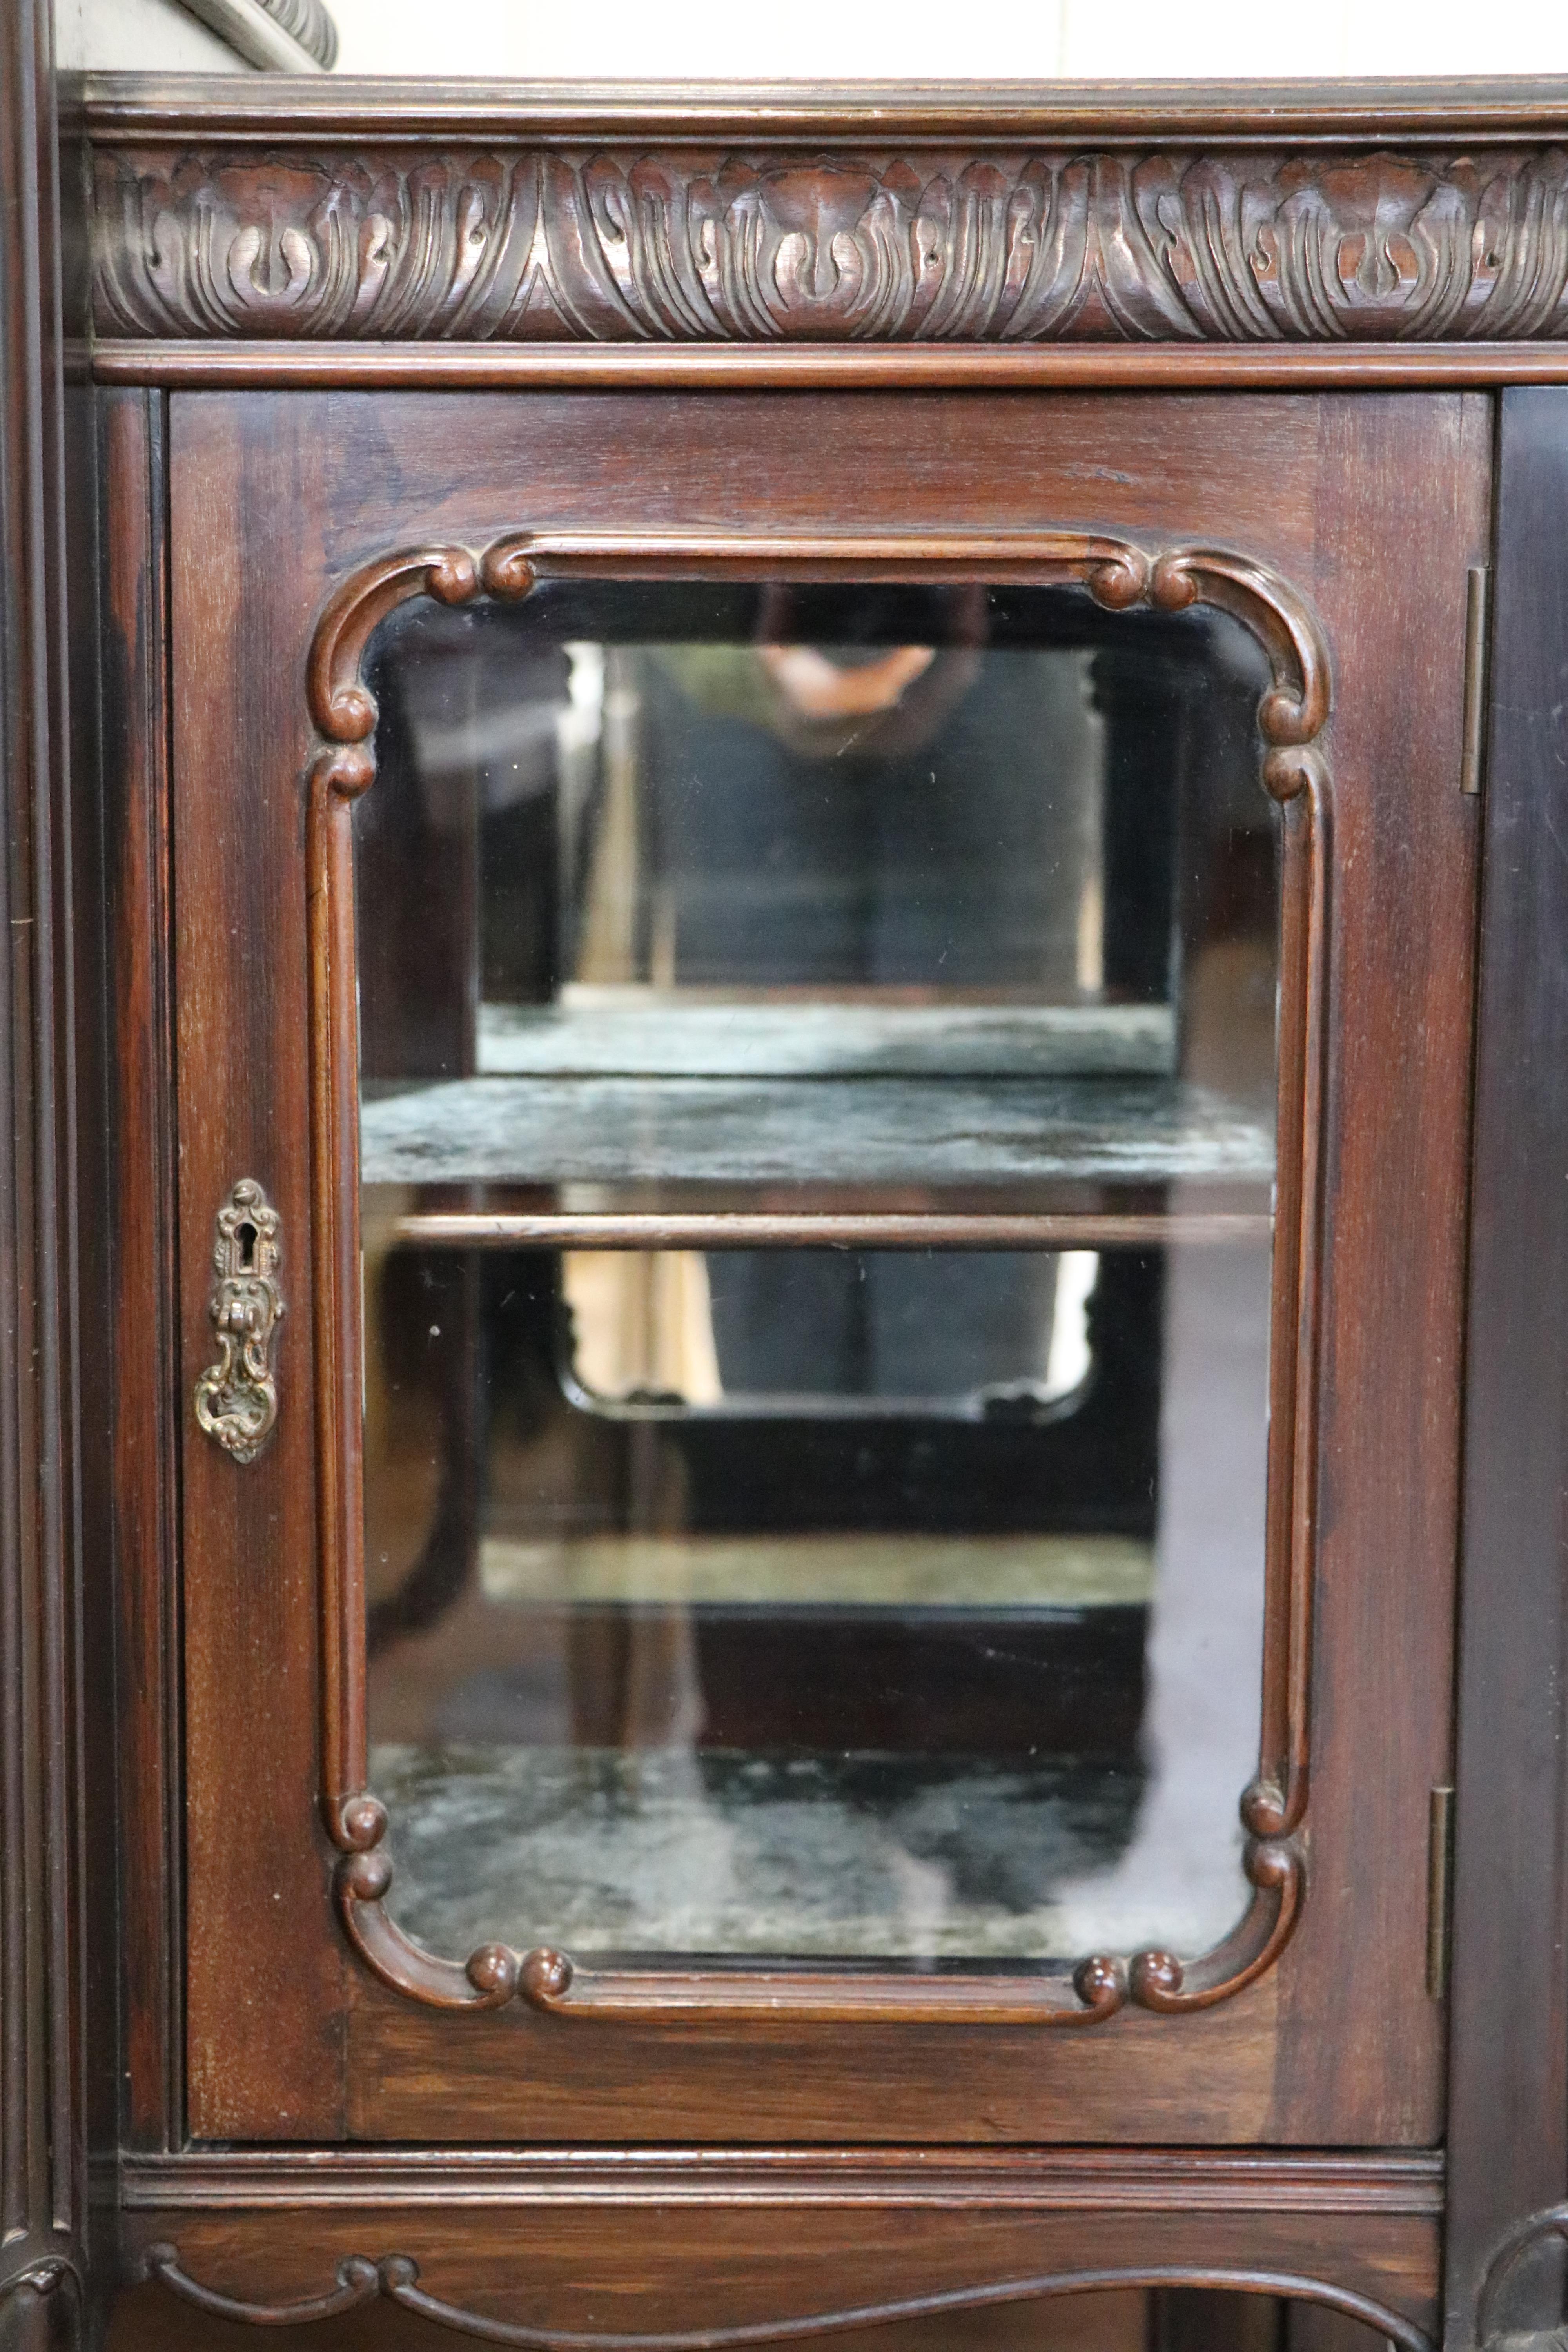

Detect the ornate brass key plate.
[{"left": 194, "top": 1178, "right": 283, "bottom": 1464}]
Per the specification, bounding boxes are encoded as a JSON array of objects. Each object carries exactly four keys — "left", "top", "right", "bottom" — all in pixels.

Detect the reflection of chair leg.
[
  {"left": 565, "top": 1609, "right": 631, "bottom": 1748},
  {"left": 564, "top": 1604, "right": 705, "bottom": 1752},
  {"left": 367, "top": 1249, "right": 483, "bottom": 1660},
  {"left": 566, "top": 1408, "right": 706, "bottom": 1750}
]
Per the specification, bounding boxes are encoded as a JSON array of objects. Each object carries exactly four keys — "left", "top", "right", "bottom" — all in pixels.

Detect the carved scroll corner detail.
[
  {"left": 1477, "top": 2205, "right": 1568, "bottom": 2348},
  {"left": 141, "top": 2241, "right": 381, "bottom": 2326},
  {"left": 138, "top": 2241, "right": 1434, "bottom": 2352},
  {"left": 309, "top": 525, "right": 1328, "bottom": 2031},
  {"left": 193, "top": 1177, "right": 283, "bottom": 1465},
  {"left": 328, "top": 1782, "right": 577, "bottom": 2014}
]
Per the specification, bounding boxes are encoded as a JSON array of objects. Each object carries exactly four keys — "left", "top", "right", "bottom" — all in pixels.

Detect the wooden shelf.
[
  {"left": 384, "top": 1207, "right": 1272, "bottom": 1249},
  {"left": 477, "top": 995, "right": 1178, "bottom": 1080},
  {"left": 360, "top": 1073, "right": 1275, "bottom": 1193}
]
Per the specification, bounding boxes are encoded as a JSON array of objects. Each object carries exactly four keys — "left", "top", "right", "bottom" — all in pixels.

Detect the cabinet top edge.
[{"left": 66, "top": 71, "right": 1568, "bottom": 147}]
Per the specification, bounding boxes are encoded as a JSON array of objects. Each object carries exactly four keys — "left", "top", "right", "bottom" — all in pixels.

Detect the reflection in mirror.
[{"left": 354, "top": 577, "right": 1278, "bottom": 1968}]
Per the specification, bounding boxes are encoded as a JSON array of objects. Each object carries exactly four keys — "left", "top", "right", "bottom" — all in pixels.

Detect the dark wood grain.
[
  {"left": 83, "top": 341, "right": 1568, "bottom": 391},
  {"left": 111, "top": 2203, "right": 1441, "bottom": 2352},
  {"left": 59, "top": 63, "right": 1568, "bottom": 2352},
  {"left": 116, "top": 2145, "right": 1445, "bottom": 2212},
  {"left": 1442, "top": 387, "right": 1568, "bottom": 2350},
  {"left": 309, "top": 520, "right": 1321, "bottom": 2033},
  {"left": 1263, "top": 390, "right": 1490, "bottom": 2149},
  {"left": 104, "top": 2151, "right": 1441, "bottom": 2347},
  {"left": 0, "top": 0, "right": 92, "bottom": 2337},
  {"left": 163, "top": 385, "right": 1483, "bottom": 2146},
  {"left": 85, "top": 140, "right": 1568, "bottom": 349},
  {"left": 104, "top": 2279, "right": 1156, "bottom": 2352},
  {"left": 170, "top": 386, "right": 347, "bottom": 2141},
  {"left": 100, "top": 386, "right": 181, "bottom": 2154},
  {"left": 63, "top": 149, "right": 118, "bottom": 2251},
  {"left": 65, "top": 74, "right": 1568, "bottom": 146},
  {"left": 134, "top": 2245, "right": 1430, "bottom": 2352}
]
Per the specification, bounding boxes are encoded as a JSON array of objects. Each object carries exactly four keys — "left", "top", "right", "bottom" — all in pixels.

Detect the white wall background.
[
  {"left": 325, "top": 0, "right": 1568, "bottom": 80},
  {"left": 56, "top": 0, "right": 1568, "bottom": 78},
  {"left": 56, "top": 0, "right": 246, "bottom": 69}
]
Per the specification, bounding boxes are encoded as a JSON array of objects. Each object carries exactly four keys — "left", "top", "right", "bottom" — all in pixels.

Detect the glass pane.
[{"left": 356, "top": 577, "right": 1278, "bottom": 1969}]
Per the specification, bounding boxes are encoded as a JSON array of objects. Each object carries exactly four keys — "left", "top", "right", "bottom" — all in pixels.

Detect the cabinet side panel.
[
  {"left": 102, "top": 385, "right": 181, "bottom": 2150},
  {"left": 1443, "top": 387, "right": 1568, "bottom": 2345},
  {"left": 1263, "top": 390, "right": 1490, "bottom": 2142},
  {"left": 170, "top": 392, "right": 346, "bottom": 2139}
]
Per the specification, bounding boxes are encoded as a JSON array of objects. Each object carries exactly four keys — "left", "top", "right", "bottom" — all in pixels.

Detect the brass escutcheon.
[{"left": 194, "top": 1177, "right": 283, "bottom": 1463}]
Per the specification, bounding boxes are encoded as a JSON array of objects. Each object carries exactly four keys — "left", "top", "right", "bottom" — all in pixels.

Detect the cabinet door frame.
[
  {"left": 158, "top": 384, "right": 1485, "bottom": 2149},
  {"left": 310, "top": 523, "right": 1325, "bottom": 2033}
]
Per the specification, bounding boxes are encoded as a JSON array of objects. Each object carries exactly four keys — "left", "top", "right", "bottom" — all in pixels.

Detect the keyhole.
[{"left": 236, "top": 1220, "right": 257, "bottom": 1271}]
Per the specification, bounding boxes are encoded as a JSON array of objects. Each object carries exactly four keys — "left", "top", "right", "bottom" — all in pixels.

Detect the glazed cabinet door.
[{"left": 163, "top": 387, "right": 1487, "bottom": 2146}]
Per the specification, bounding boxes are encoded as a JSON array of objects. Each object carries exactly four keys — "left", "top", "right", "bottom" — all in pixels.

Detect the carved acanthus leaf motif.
[{"left": 92, "top": 145, "right": 1568, "bottom": 344}]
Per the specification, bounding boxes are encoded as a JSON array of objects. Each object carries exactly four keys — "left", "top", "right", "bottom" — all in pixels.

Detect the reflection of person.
[
  {"left": 624, "top": 587, "right": 1106, "bottom": 1400},
  {"left": 639, "top": 586, "right": 1101, "bottom": 996},
  {"left": 757, "top": 640, "right": 937, "bottom": 726}
]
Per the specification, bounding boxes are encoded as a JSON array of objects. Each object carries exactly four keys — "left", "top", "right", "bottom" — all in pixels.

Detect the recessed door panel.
[{"left": 169, "top": 387, "right": 1486, "bottom": 2143}]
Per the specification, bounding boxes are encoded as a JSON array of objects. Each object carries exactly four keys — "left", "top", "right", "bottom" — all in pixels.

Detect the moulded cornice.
[
  {"left": 82, "top": 110, "right": 1568, "bottom": 345},
  {"left": 64, "top": 76, "right": 1568, "bottom": 145}
]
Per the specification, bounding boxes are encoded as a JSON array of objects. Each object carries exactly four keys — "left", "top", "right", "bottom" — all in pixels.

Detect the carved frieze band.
[{"left": 92, "top": 144, "right": 1568, "bottom": 344}]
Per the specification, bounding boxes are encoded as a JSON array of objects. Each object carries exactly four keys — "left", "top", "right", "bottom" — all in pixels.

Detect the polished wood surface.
[
  {"left": 170, "top": 383, "right": 349, "bottom": 2141},
  {"left": 25, "top": 61, "right": 1568, "bottom": 2352},
  {"left": 75, "top": 85, "right": 1568, "bottom": 353},
  {"left": 100, "top": 387, "right": 182, "bottom": 2156},
  {"left": 0, "top": 0, "right": 96, "bottom": 2342},
  {"left": 100, "top": 2272, "right": 1396, "bottom": 2352},
  {"left": 65, "top": 73, "right": 1568, "bottom": 140},
  {"left": 82, "top": 341, "right": 1568, "bottom": 391},
  {"left": 162, "top": 385, "right": 1482, "bottom": 2154},
  {"left": 1443, "top": 387, "right": 1568, "bottom": 2347},
  {"left": 307, "top": 520, "right": 1322, "bottom": 2033},
  {"left": 112, "top": 2201, "right": 1442, "bottom": 2351}
]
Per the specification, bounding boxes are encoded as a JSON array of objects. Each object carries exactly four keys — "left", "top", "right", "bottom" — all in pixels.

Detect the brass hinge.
[
  {"left": 1461, "top": 565, "right": 1491, "bottom": 797},
  {"left": 1427, "top": 1784, "right": 1455, "bottom": 1998}
]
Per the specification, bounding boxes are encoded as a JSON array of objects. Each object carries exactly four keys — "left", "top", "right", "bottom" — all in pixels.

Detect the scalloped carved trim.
[
  {"left": 142, "top": 2246, "right": 1431, "bottom": 2352},
  {"left": 1477, "top": 2204, "right": 1568, "bottom": 2344},
  {"left": 0, "top": 2259, "right": 80, "bottom": 2352},
  {"left": 304, "top": 526, "right": 1329, "bottom": 2028},
  {"left": 93, "top": 144, "right": 1568, "bottom": 345}
]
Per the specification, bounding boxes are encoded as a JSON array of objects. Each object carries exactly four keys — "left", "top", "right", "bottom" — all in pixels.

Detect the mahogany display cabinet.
[{"left": 14, "top": 38, "right": 1568, "bottom": 2352}]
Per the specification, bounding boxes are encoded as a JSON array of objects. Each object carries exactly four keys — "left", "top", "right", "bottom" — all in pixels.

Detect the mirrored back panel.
[{"left": 354, "top": 576, "right": 1279, "bottom": 1970}]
